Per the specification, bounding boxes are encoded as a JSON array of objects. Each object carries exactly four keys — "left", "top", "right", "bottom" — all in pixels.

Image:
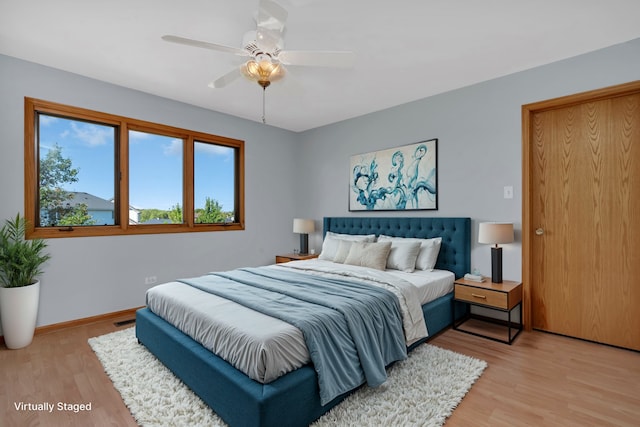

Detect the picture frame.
[{"left": 349, "top": 139, "right": 438, "bottom": 211}]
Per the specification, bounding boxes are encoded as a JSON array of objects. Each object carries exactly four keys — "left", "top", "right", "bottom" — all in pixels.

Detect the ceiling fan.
[{"left": 161, "top": 0, "right": 354, "bottom": 123}]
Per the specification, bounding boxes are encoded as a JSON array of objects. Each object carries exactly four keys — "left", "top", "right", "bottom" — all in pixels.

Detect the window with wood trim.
[{"left": 24, "top": 98, "right": 244, "bottom": 238}]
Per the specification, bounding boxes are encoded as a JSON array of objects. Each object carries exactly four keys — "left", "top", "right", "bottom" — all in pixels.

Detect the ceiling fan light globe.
[
  {"left": 269, "top": 63, "right": 285, "bottom": 82},
  {"left": 241, "top": 59, "right": 284, "bottom": 85},
  {"left": 241, "top": 59, "right": 259, "bottom": 79},
  {"left": 258, "top": 58, "right": 274, "bottom": 72}
]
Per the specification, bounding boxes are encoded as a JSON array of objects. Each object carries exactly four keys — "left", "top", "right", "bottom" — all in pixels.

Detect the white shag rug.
[{"left": 89, "top": 328, "right": 486, "bottom": 427}]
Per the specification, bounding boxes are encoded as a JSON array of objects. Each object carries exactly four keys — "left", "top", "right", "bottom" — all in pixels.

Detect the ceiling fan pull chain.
[{"left": 262, "top": 86, "right": 267, "bottom": 124}]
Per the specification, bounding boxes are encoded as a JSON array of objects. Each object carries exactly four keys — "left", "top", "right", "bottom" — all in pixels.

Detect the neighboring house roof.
[
  {"left": 141, "top": 218, "right": 172, "bottom": 224},
  {"left": 66, "top": 192, "right": 114, "bottom": 211},
  {"left": 109, "top": 197, "right": 140, "bottom": 213}
]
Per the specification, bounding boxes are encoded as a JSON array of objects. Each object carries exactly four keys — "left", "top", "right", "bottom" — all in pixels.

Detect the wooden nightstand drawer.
[
  {"left": 455, "top": 284, "right": 508, "bottom": 309},
  {"left": 275, "top": 253, "right": 319, "bottom": 263},
  {"left": 453, "top": 278, "right": 523, "bottom": 344}
]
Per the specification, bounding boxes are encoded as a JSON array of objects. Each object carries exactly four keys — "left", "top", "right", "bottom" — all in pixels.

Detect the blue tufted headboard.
[{"left": 323, "top": 217, "right": 471, "bottom": 279}]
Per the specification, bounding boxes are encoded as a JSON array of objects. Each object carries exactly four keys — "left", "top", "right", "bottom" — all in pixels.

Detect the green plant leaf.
[{"left": 0, "top": 213, "right": 51, "bottom": 288}]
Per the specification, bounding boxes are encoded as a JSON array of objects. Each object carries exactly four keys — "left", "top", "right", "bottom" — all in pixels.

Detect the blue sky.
[{"left": 38, "top": 115, "right": 235, "bottom": 211}]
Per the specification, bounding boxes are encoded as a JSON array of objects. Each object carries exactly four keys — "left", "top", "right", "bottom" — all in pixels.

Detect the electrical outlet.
[
  {"left": 503, "top": 186, "right": 513, "bottom": 199},
  {"left": 144, "top": 276, "right": 158, "bottom": 285}
]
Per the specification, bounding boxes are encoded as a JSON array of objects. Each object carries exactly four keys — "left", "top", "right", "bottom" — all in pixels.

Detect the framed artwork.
[{"left": 349, "top": 139, "right": 438, "bottom": 211}]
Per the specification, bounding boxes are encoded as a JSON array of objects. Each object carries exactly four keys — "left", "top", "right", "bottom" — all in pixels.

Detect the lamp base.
[
  {"left": 491, "top": 246, "right": 503, "bottom": 283},
  {"left": 299, "top": 234, "right": 309, "bottom": 255}
]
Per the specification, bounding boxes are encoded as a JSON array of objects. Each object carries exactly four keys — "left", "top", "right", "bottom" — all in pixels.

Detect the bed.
[{"left": 136, "top": 216, "right": 471, "bottom": 427}]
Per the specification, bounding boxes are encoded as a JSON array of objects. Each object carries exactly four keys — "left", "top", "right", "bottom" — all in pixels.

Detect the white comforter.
[
  {"left": 282, "top": 260, "right": 428, "bottom": 344},
  {"left": 145, "top": 260, "right": 453, "bottom": 384}
]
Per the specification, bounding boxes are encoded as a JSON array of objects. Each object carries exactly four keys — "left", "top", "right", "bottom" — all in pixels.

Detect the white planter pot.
[{"left": 0, "top": 281, "right": 40, "bottom": 349}]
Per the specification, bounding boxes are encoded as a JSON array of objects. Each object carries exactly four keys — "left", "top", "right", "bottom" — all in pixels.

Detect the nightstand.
[
  {"left": 275, "top": 253, "right": 319, "bottom": 263},
  {"left": 452, "top": 278, "right": 522, "bottom": 344}
]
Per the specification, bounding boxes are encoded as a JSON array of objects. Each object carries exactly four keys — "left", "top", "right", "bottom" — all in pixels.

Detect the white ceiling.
[{"left": 2, "top": 0, "right": 639, "bottom": 132}]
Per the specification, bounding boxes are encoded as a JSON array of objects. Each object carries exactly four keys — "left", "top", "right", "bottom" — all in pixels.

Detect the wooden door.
[{"left": 523, "top": 82, "right": 640, "bottom": 351}]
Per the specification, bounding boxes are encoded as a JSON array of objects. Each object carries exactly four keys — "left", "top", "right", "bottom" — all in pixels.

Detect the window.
[
  {"left": 128, "top": 130, "right": 183, "bottom": 225},
  {"left": 37, "top": 115, "right": 117, "bottom": 227},
  {"left": 25, "top": 98, "right": 244, "bottom": 238},
  {"left": 194, "top": 141, "right": 237, "bottom": 224}
]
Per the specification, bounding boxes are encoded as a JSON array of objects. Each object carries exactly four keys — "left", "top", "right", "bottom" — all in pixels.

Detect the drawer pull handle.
[{"left": 471, "top": 293, "right": 487, "bottom": 299}]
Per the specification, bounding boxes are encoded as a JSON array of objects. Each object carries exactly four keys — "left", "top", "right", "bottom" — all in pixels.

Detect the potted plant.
[{"left": 0, "top": 213, "right": 51, "bottom": 349}]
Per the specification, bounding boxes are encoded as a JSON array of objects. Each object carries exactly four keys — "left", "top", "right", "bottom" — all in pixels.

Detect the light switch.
[{"left": 504, "top": 186, "right": 513, "bottom": 199}]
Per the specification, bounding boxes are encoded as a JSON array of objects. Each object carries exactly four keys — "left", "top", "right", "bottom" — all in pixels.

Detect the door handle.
[{"left": 535, "top": 228, "right": 544, "bottom": 236}]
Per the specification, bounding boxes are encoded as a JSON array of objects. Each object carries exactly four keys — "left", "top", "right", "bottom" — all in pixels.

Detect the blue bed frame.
[{"left": 136, "top": 217, "right": 470, "bottom": 427}]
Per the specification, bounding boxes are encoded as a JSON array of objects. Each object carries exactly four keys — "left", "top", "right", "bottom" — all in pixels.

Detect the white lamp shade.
[
  {"left": 478, "top": 222, "right": 514, "bottom": 244},
  {"left": 293, "top": 218, "right": 315, "bottom": 234}
]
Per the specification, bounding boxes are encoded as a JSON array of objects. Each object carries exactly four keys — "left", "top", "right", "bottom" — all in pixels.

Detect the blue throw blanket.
[{"left": 179, "top": 267, "right": 407, "bottom": 405}]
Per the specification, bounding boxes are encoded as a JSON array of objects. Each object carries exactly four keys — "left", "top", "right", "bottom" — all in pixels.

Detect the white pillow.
[
  {"left": 343, "top": 241, "right": 392, "bottom": 271},
  {"left": 417, "top": 237, "right": 442, "bottom": 270},
  {"left": 325, "top": 231, "right": 376, "bottom": 242},
  {"left": 385, "top": 240, "right": 422, "bottom": 272},
  {"left": 378, "top": 235, "right": 442, "bottom": 271},
  {"left": 318, "top": 232, "right": 377, "bottom": 261},
  {"left": 333, "top": 240, "right": 353, "bottom": 263}
]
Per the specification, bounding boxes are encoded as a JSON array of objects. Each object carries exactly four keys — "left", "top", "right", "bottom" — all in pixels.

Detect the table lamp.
[
  {"left": 293, "top": 218, "right": 315, "bottom": 255},
  {"left": 478, "top": 222, "right": 514, "bottom": 283}
]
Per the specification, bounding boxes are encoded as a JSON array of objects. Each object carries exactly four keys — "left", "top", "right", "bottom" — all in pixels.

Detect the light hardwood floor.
[{"left": 1, "top": 315, "right": 638, "bottom": 427}]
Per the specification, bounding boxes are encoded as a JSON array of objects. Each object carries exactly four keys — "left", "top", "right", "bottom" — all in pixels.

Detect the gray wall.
[
  {"left": 0, "top": 37, "right": 638, "bottom": 330},
  {"left": 0, "top": 54, "right": 301, "bottom": 330},
  {"left": 296, "top": 38, "right": 640, "bottom": 281}
]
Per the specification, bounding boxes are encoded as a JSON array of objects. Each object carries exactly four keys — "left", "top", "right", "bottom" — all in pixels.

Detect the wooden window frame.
[{"left": 24, "top": 97, "right": 245, "bottom": 239}]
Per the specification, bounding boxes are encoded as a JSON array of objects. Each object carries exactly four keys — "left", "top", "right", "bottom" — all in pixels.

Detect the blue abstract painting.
[{"left": 349, "top": 139, "right": 438, "bottom": 211}]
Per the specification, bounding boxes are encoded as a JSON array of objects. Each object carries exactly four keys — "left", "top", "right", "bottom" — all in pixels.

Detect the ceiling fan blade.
[
  {"left": 278, "top": 50, "right": 355, "bottom": 68},
  {"left": 208, "top": 68, "right": 242, "bottom": 89},
  {"left": 255, "top": 0, "right": 287, "bottom": 52},
  {"left": 162, "top": 35, "right": 248, "bottom": 57},
  {"left": 257, "top": 0, "right": 288, "bottom": 33}
]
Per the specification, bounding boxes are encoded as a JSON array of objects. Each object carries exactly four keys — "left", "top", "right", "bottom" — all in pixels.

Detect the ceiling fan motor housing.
[{"left": 242, "top": 30, "right": 283, "bottom": 56}]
